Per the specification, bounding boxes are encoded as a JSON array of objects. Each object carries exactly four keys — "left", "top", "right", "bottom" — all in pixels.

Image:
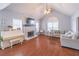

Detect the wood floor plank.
[{"left": 0, "top": 35, "right": 79, "bottom": 56}]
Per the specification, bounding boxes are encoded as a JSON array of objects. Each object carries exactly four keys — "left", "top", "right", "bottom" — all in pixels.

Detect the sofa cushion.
[
  {"left": 74, "top": 34, "right": 79, "bottom": 39},
  {"left": 72, "top": 34, "right": 77, "bottom": 40},
  {"left": 64, "top": 31, "right": 73, "bottom": 38},
  {"left": 65, "top": 31, "right": 73, "bottom": 36},
  {"left": 1, "top": 30, "right": 24, "bottom": 41}
]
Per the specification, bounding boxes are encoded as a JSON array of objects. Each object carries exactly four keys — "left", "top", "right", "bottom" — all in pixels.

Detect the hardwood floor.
[{"left": 0, "top": 35, "right": 79, "bottom": 56}]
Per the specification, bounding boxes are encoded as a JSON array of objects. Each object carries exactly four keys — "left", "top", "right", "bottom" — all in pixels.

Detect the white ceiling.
[
  {"left": 52, "top": 3, "right": 79, "bottom": 16},
  {"left": 4, "top": 3, "right": 45, "bottom": 19},
  {"left": 0, "top": 3, "right": 10, "bottom": 10},
  {"left": 5, "top": 3, "right": 44, "bottom": 14},
  {"left": 2, "top": 3, "right": 79, "bottom": 16}
]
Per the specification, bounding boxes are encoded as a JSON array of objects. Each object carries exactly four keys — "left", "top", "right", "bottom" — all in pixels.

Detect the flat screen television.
[
  {"left": 23, "top": 17, "right": 35, "bottom": 26},
  {"left": 26, "top": 18, "right": 34, "bottom": 24}
]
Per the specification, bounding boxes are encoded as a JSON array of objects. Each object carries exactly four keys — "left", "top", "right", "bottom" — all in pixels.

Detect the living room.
[{"left": 0, "top": 3, "right": 79, "bottom": 56}]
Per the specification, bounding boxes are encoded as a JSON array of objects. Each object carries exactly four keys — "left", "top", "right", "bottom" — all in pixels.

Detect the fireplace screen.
[{"left": 28, "top": 31, "right": 34, "bottom": 37}]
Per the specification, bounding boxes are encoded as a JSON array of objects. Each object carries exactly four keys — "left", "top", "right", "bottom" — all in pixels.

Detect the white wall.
[
  {"left": 40, "top": 10, "right": 71, "bottom": 35},
  {"left": 0, "top": 10, "right": 26, "bottom": 31},
  {"left": 0, "top": 9, "right": 40, "bottom": 31},
  {"left": 71, "top": 11, "right": 79, "bottom": 33},
  {"left": 0, "top": 9, "right": 71, "bottom": 34}
]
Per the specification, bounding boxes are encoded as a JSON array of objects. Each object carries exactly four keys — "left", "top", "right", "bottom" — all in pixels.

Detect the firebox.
[{"left": 28, "top": 31, "right": 34, "bottom": 37}]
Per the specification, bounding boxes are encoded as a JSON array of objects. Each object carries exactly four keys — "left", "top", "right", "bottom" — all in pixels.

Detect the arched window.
[{"left": 47, "top": 16, "right": 59, "bottom": 32}]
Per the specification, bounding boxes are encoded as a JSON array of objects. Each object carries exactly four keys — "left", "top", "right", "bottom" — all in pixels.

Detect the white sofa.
[
  {"left": 60, "top": 34, "right": 79, "bottom": 50},
  {"left": 0, "top": 30, "right": 24, "bottom": 50}
]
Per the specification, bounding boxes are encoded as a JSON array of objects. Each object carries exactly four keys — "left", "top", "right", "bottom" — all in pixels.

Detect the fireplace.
[
  {"left": 28, "top": 31, "right": 34, "bottom": 37},
  {"left": 23, "top": 26, "right": 36, "bottom": 40}
]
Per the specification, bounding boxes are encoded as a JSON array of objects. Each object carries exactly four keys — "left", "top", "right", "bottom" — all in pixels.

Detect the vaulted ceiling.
[
  {"left": 1, "top": 3, "right": 79, "bottom": 16},
  {"left": 52, "top": 3, "right": 79, "bottom": 16},
  {"left": 0, "top": 3, "right": 10, "bottom": 10}
]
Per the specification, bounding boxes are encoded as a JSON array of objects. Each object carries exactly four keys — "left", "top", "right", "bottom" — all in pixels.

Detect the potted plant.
[{"left": 0, "top": 32, "right": 3, "bottom": 42}]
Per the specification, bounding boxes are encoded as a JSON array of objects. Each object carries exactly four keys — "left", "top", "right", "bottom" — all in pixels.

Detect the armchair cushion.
[{"left": 60, "top": 33, "right": 79, "bottom": 50}]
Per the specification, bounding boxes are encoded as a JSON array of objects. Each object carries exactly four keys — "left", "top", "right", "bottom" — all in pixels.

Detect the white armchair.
[{"left": 60, "top": 31, "right": 79, "bottom": 50}]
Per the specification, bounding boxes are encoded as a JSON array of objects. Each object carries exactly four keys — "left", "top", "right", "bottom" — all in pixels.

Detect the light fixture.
[{"left": 44, "top": 3, "right": 52, "bottom": 15}]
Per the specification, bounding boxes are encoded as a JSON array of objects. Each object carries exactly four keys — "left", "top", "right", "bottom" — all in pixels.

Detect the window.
[
  {"left": 36, "top": 22, "right": 39, "bottom": 32},
  {"left": 47, "top": 17, "right": 59, "bottom": 32},
  {"left": 13, "top": 19, "right": 22, "bottom": 30},
  {"left": 47, "top": 22, "right": 53, "bottom": 32},
  {"left": 52, "top": 21, "right": 59, "bottom": 30}
]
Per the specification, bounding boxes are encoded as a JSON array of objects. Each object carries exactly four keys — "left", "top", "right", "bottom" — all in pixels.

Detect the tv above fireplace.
[
  {"left": 23, "top": 17, "right": 35, "bottom": 26},
  {"left": 26, "top": 17, "right": 35, "bottom": 24}
]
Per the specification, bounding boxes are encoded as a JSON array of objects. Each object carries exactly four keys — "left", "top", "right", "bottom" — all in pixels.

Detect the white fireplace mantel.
[{"left": 23, "top": 26, "right": 37, "bottom": 40}]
